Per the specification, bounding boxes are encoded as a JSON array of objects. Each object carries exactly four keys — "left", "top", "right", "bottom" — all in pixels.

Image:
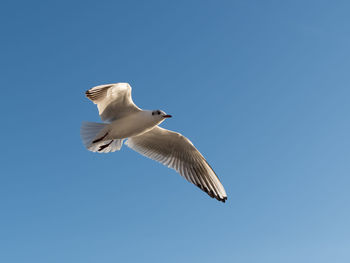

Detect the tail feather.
[
  {"left": 88, "top": 139, "right": 124, "bottom": 153},
  {"left": 80, "top": 122, "right": 124, "bottom": 153}
]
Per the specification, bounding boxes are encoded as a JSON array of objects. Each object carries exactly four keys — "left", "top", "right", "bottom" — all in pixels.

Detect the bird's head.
[{"left": 151, "top": 110, "right": 172, "bottom": 120}]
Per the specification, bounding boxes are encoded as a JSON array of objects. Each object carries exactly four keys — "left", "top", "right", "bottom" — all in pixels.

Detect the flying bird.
[{"left": 80, "top": 83, "right": 227, "bottom": 202}]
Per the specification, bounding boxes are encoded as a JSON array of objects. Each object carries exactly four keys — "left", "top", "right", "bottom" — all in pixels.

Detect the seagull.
[{"left": 80, "top": 83, "right": 227, "bottom": 202}]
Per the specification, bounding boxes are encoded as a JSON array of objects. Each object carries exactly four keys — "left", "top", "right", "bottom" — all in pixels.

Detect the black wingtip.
[
  {"left": 85, "top": 90, "right": 92, "bottom": 99},
  {"left": 196, "top": 184, "right": 227, "bottom": 203},
  {"left": 214, "top": 195, "right": 227, "bottom": 203},
  {"left": 217, "top": 197, "right": 227, "bottom": 203},
  {"left": 221, "top": 197, "right": 228, "bottom": 203}
]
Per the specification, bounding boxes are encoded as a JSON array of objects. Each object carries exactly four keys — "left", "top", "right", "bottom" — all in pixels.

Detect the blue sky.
[{"left": 1, "top": 0, "right": 350, "bottom": 262}]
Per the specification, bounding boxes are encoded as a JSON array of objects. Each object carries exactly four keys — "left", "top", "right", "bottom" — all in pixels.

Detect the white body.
[{"left": 102, "top": 111, "right": 165, "bottom": 140}]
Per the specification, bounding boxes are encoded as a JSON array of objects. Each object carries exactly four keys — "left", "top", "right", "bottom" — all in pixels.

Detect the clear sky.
[{"left": 1, "top": 0, "right": 350, "bottom": 262}]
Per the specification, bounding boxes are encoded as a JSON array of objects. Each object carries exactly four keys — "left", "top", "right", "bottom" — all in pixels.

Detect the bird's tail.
[{"left": 80, "top": 122, "right": 124, "bottom": 153}]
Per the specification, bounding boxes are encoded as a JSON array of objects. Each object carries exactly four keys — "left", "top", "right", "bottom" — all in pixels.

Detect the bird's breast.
[{"left": 108, "top": 112, "right": 160, "bottom": 139}]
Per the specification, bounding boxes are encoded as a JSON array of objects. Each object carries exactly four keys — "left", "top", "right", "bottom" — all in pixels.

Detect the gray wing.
[
  {"left": 126, "top": 126, "right": 227, "bottom": 202},
  {"left": 85, "top": 83, "right": 141, "bottom": 122}
]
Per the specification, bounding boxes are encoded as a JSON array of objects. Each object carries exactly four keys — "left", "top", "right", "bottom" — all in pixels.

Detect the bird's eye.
[
  {"left": 157, "top": 111, "right": 161, "bottom": 115},
  {"left": 152, "top": 112, "right": 155, "bottom": 115}
]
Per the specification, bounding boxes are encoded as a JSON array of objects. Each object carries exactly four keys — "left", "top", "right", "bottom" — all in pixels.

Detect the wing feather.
[
  {"left": 85, "top": 83, "right": 141, "bottom": 122},
  {"left": 126, "top": 126, "right": 227, "bottom": 202}
]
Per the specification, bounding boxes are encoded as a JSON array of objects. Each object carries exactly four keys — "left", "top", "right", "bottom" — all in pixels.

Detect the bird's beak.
[{"left": 163, "top": 115, "right": 172, "bottom": 118}]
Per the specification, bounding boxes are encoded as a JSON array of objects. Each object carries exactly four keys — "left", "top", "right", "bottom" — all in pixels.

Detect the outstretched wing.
[
  {"left": 126, "top": 126, "right": 227, "bottom": 202},
  {"left": 85, "top": 83, "right": 142, "bottom": 122}
]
